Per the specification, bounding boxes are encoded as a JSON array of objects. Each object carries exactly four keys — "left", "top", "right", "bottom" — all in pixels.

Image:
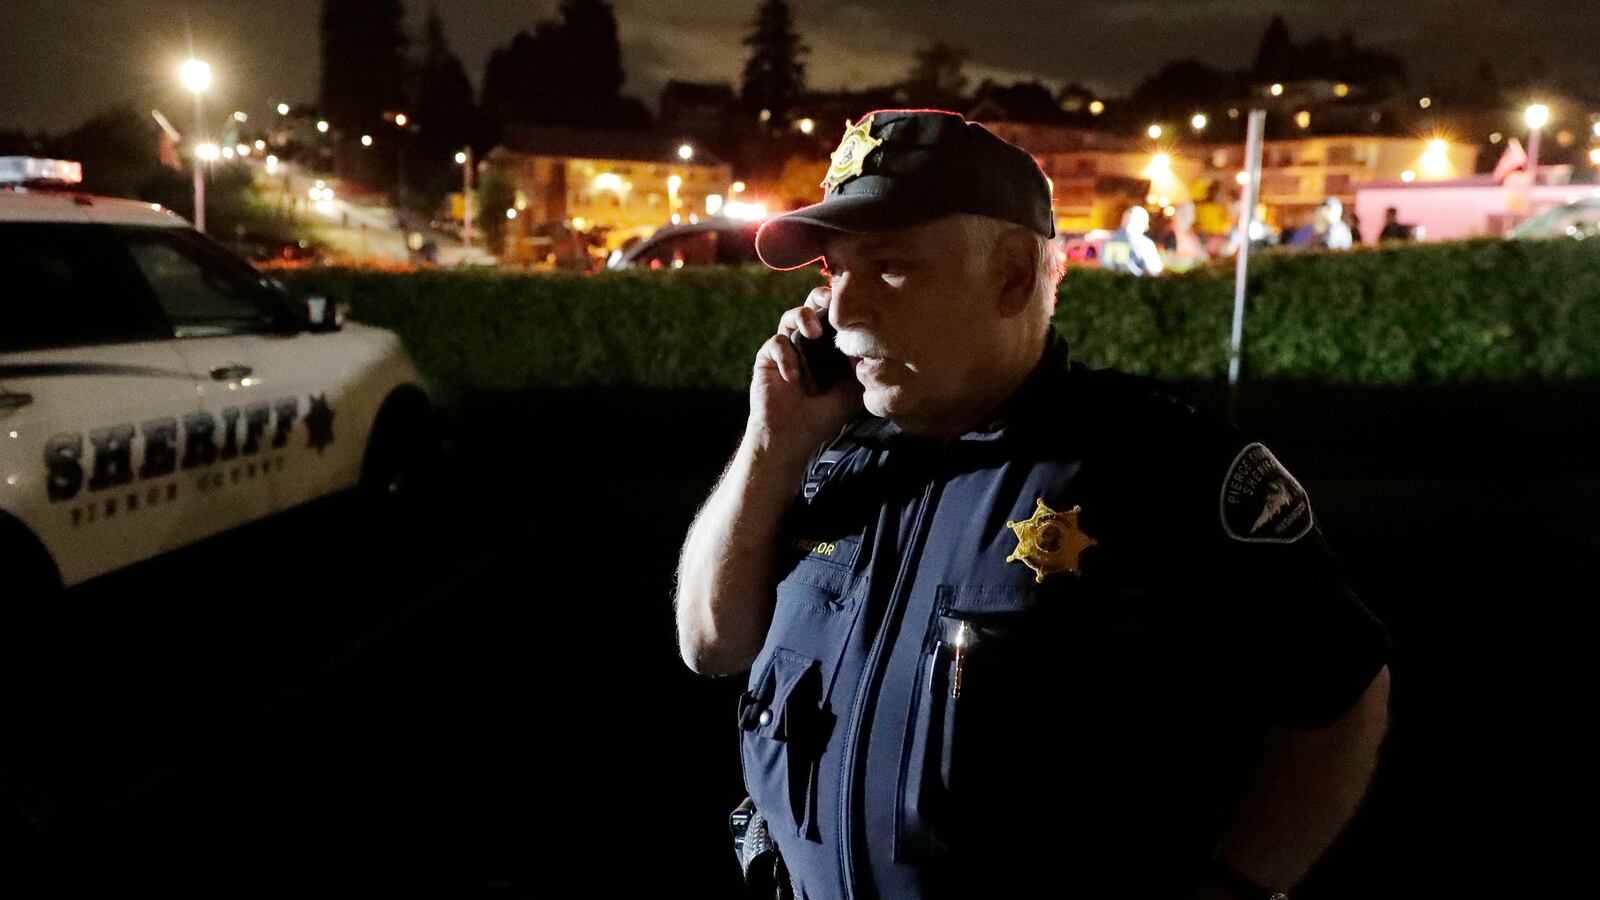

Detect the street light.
[
  {"left": 678, "top": 144, "right": 694, "bottom": 161},
  {"left": 316, "top": 119, "right": 330, "bottom": 134},
  {"left": 1191, "top": 113, "right": 1207, "bottom": 131},
  {"left": 394, "top": 113, "right": 408, "bottom": 127},
  {"left": 277, "top": 102, "right": 290, "bottom": 116},
  {"left": 1088, "top": 100, "right": 1104, "bottom": 116},
  {"left": 361, "top": 134, "right": 373, "bottom": 147},
  {"left": 1525, "top": 103, "right": 1550, "bottom": 189},
  {"left": 180, "top": 58, "right": 211, "bottom": 233},
  {"left": 1147, "top": 124, "right": 1163, "bottom": 139},
  {"left": 196, "top": 143, "right": 220, "bottom": 161}
]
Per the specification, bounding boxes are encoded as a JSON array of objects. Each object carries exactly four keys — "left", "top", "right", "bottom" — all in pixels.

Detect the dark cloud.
[{"left": 1, "top": 0, "right": 1594, "bottom": 133}]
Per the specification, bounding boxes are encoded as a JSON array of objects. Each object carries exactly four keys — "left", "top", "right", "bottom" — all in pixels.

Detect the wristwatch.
[{"left": 1203, "top": 856, "right": 1290, "bottom": 900}]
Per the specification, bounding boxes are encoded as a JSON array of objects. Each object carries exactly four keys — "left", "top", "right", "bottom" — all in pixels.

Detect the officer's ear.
[{"left": 994, "top": 227, "right": 1038, "bottom": 317}]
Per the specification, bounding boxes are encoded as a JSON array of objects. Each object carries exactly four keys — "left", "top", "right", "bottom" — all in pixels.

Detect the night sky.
[{"left": 3, "top": 0, "right": 1595, "bottom": 134}]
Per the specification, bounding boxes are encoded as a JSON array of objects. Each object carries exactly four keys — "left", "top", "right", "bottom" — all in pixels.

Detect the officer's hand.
[{"left": 749, "top": 286, "right": 862, "bottom": 457}]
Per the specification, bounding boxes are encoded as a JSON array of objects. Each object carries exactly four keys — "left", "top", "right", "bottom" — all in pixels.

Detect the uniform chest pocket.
[
  {"left": 739, "top": 648, "right": 834, "bottom": 843},
  {"left": 896, "top": 582, "right": 1159, "bottom": 860}
]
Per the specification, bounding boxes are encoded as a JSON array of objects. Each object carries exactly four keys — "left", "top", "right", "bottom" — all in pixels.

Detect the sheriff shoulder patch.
[{"left": 1219, "top": 442, "right": 1313, "bottom": 544}]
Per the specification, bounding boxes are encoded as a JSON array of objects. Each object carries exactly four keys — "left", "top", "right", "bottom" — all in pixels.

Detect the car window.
[
  {"left": 635, "top": 231, "right": 717, "bottom": 269},
  {"left": 0, "top": 222, "right": 172, "bottom": 353},
  {"left": 119, "top": 226, "right": 278, "bottom": 337},
  {"left": 715, "top": 226, "right": 760, "bottom": 265}
]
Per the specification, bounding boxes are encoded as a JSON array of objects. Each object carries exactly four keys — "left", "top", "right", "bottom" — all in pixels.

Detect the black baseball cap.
[{"left": 755, "top": 109, "right": 1056, "bottom": 270}]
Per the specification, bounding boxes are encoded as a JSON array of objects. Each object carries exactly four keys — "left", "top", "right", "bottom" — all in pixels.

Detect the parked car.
[{"left": 607, "top": 218, "right": 762, "bottom": 270}]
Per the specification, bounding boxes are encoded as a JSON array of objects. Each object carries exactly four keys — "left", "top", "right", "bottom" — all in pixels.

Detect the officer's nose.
[{"left": 826, "top": 271, "right": 869, "bottom": 332}]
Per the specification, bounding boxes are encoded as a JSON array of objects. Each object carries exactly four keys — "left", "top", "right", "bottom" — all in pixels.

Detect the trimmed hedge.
[{"left": 276, "top": 238, "right": 1600, "bottom": 401}]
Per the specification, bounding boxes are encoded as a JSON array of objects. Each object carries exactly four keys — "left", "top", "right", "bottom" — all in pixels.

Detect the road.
[
  {"left": 250, "top": 158, "right": 493, "bottom": 267},
  {"left": 3, "top": 385, "right": 1596, "bottom": 897}
]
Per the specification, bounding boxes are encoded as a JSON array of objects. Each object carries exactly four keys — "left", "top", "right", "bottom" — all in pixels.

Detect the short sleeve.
[{"left": 1178, "top": 437, "right": 1391, "bottom": 727}]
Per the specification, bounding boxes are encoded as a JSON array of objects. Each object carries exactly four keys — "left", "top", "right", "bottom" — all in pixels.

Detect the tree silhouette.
[
  {"left": 741, "top": 0, "right": 808, "bottom": 125},
  {"left": 319, "top": 0, "right": 408, "bottom": 130},
  {"left": 904, "top": 42, "right": 970, "bottom": 109}
]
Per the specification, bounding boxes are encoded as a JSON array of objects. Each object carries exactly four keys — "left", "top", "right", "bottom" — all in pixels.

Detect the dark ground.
[{"left": 4, "top": 382, "right": 1597, "bottom": 897}]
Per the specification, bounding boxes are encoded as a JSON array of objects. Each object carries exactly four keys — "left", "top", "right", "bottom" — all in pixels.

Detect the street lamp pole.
[
  {"left": 193, "top": 91, "right": 206, "bottom": 233},
  {"left": 461, "top": 147, "right": 475, "bottom": 251},
  {"left": 180, "top": 58, "right": 212, "bottom": 233},
  {"left": 1523, "top": 104, "right": 1548, "bottom": 216}
]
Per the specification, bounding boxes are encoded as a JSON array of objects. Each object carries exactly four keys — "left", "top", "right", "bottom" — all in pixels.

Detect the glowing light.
[
  {"left": 730, "top": 181, "right": 746, "bottom": 193},
  {"left": 454, "top": 151, "right": 468, "bottom": 164},
  {"left": 670, "top": 213, "right": 681, "bottom": 224},
  {"left": 593, "top": 172, "right": 624, "bottom": 192},
  {"left": 1400, "top": 170, "right": 1416, "bottom": 183},
  {"left": 1269, "top": 83, "right": 1284, "bottom": 97},
  {"left": 798, "top": 118, "right": 815, "bottom": 135},
  {"left": 394, "top": 113, "right": 408, "bottom": 127},
  {"left": 758, "top": 109, "right": 772, "bottom": 123},
  {"left": 677, "top": 144, "right": 694, "bottom": 161},
  {"left": 180, "top": 59, "right": 211, "bottom": 94},
  {"left": 1590, "top": 148, "right": 1600, "bottom": 166},
  {"left": 706, "top": 194, "right": 724, "bottom": 216},
  {"left": 1334, "top": 83, "right": 1350, "bottom": 98},
  {"left": 1419, "top": 97, "right": 1431, "bottom": 109},
  {"left": 1163, "top": 206, "right": 1176, "bottom": 217},
  {"left": 196, "top": 143, "right": 220, "bottom": 161},
  {"left": 236, "top": 143, "right": 251, "bottom": 156},
  {"left": 1593, "top": 122, "right": 1600, "bottom": 138},
  {"left": 277, "top": 103, "right": 290, "bottom": 115},
  {"left": 1147, "top": 124, "right": 1163, "bottom": 139},
  {"left": 572, "top": 216, "right": 588, "bottom": 230},
  {"left": 1191, "top": 113, "right": 1207, "bottom": 131},
  {"left": 723, "top": 201, "right": 769, "bottom": 221},
  {"left": 221, "top": 146, "right": 235, "bottom": 160},
  {"left": 1489, "top": 132, "right": 1503, "bottom": 144},
  {"left": 1295, "top": 110, "right": 1311, "bottom": 129},
  {"left": 506, "top": 208, "right": 517, "bottom": 220},
  {"left": 1421, "top": 139, "right": 1451, "bottom": 177},
  {"left": 360, "top": 134, "right": 373, "bottom": 147},
  {"left": 1228, "top": 108, "right": 1240, "bottom": 119},
  {"left": 1235, "top": 171, "right": 1250, "bottom": 185},
  {"left": 316, "top": 120, "right": 330, "bottom": 134},
  {"left": 1088, "top": 100, "right": 1105, "bottom": 115},
  {"left": 1525, "top": 104, "right": 1550, "bottom": 130},
  {"left": 254, "top": 139, "right": 266, "bottom": 150},
  {"left": 667, "top": 174, "right": 683, "bottom": 192},
  {"left": 266, "top": 155, "right": 279, "bottom": 173}
]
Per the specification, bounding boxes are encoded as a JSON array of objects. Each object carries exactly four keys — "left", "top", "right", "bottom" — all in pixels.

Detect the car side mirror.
[{"left": 301, "top": 294, "right": 350, "bottom": 332}]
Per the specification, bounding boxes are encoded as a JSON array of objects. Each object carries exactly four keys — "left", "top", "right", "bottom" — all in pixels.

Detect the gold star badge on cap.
[
  {"left": 1005, "top": 498, "right": 1098, "bottom": 582},
  {"left": 822, "top": 114, "right": 883, "bottom": 192}
]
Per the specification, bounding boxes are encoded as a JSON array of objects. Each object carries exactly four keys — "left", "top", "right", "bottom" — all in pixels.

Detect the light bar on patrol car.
[{"left": 0, "top": 157, "right": 84, "bottom": 186}]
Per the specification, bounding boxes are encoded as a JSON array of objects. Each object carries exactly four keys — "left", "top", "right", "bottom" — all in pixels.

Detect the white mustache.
[{"left": 833, "top": 329, "right": 893, "bottom": 359}]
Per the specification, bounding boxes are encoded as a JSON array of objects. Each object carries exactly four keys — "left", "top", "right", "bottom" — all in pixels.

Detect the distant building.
[
  {"left": 486, "top": 124, "right": 734, "bottom": 263},
  {"left": 1200, "top": 135, "right": 1480, "bottom": 230}
]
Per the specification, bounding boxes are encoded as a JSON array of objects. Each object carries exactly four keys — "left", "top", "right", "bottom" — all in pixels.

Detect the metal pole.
[
  {"left": 462, "top": 147, "right": 474, "bottom": 251},
  {"left": 193, "top": 92, "right": 206, "bottom": 233},
  {"left": 1524, "top": 126, "right": 1541, "bottom": 214},
  {"left": 1228, "top": 109, "right": 1267, "bottom": 419}
]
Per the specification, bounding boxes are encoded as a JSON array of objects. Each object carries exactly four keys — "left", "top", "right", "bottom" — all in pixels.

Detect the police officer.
[
  {"left": 1100, "top": 205, "right": 1165, "bottom": 276},
  {"left": 675, "top": 110, "right": 1391, "bottom": 900}
]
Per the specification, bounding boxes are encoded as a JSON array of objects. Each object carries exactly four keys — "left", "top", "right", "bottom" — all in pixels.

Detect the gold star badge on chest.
[
  {"left": 1005, "top": 498, "right": 1099, "bottom": 582},
  {"left": 822, "top": 114, "right": 883, "bottom": 192}
]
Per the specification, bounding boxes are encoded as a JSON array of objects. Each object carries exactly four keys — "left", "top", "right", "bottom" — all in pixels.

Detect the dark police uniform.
[
  {"left": 738, "top": 334, "right": 1389, "bottom": 899},
  {"left": 741, "top": 111, "right": 1391, "bottom": 900}
]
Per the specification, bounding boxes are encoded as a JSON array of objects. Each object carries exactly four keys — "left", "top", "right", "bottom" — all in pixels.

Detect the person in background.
[
  {"left": 1377, "top": 207, "right": 1415, "bottom": 243},
  {"left": 1287, "top": 198, "right": 1353, "bottom": 251},
  {"left": 1162, "top": 202, "right": 1210, "bottom": 272},
  {"left": 1100, "top": 205, "right": 1165, "bottom": 276}
]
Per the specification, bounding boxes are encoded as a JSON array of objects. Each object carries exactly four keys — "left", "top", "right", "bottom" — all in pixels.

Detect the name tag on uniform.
[{"left": 791, "top": 534, "right": 860, "bottom": 570}]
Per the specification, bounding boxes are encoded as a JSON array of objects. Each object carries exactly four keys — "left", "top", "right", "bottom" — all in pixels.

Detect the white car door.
[
  {"left": 115, "top": 225, "right": 290, "bottom": 527},
  {"left": 0, "top": 220, "right": 214, "bottom": 588}
]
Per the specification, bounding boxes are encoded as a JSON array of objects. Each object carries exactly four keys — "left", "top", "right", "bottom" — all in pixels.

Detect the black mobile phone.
[{"left": 790, "top": 314, "right": 850, "bottom": 395}]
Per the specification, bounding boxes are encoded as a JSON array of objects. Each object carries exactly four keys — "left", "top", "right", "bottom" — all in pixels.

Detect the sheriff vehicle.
[{"left": 0, "top": 158, "right": 434, "bottom": 600}]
